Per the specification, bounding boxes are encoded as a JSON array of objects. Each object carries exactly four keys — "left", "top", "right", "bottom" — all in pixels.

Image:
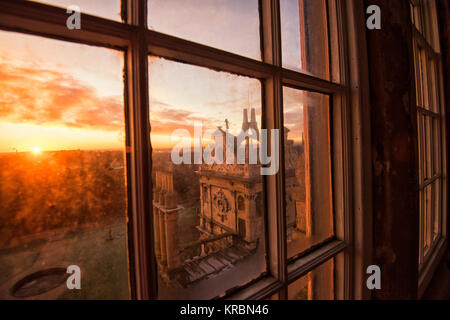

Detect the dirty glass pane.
[
  {"left": 0, "top": 31, "right": 130, "bottom": 299},
  {"left": 148, "top": 0, "right": 261, "bottom": 60},
  {"left": 280, "top": 0, "right": 330, "bottom": 80},
  {"left": 417, "top": 112, "right": 424, "bottom": 184},
  {"left": 283, "top": 87, "right": 333, "bottom": 259},
  {"left": 424, "top": 185, "right": 432, "bottom": 252},
  {"left": 432, "top": 179, "right": 441, "bottom": 239},
  {"left": 28, "top": 0, "right": 123, "bottom": 22},
  {"left": 149, "top": 56, "right": 266, "bottom": 299},
  {"left": 266, "top": 292, "right": 279, "bottom": 300},
  {"left": 425, "top": 116, "right": 432, "bottom": 179},
  {"left": 428, "top": 58, "right": 439, "bottom": 114},
  {"left": 288, "top": 258, "right": 334, "bottom": 300},
  {"left": 412, "top": 3, "right": 423, "bottom": 32}
]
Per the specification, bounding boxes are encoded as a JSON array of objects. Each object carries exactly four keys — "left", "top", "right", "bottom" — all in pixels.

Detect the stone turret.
[
  {"left": 242, "top": 108, "right": 260, "bottom": 139},
  {"left": 153, "top": 164, "right": 183, "bottom": 281},
  {"left": 242, "top": 108, "right": 249, "bottom": 132},
  {"left": 249, "top": 108, "right": 259, "bottom": 139}
]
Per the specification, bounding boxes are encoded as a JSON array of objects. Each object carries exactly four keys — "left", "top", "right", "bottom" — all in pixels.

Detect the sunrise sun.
[{"left": 32, "top": 147, "right": 41, "bottom": 154}]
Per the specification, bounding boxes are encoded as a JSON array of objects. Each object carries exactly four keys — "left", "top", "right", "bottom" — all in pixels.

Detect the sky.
[
  {"left": 283, "top": 87, "right": 305, "bottom": 144},
  {"left": 29, "top": 0, "right": 122, "bottom": 22},
  {"left": 149, "top": 56, "right": 262, "bottom": 149},
  {"left": 1, "top": 1, "right": 307, "bottom": 153},
  {"left": 148, "top": 0, "right": 261, "bottom": 60},
  {"left": 280, "top": 0, "right": 303, "bottom": 71},
  {"left": 281, "top": 0, "right": 329, "bottom": 78},
  {"left": 0, "top": 30, "right": 125, "bottom": 153}
]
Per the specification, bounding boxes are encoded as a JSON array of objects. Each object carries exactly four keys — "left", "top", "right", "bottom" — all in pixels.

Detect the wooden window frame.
[
  {"left": 410, "top": 0, "right": 448, "bottom": 298},
  {"left": 0, "top": 0, "right": 372, "bottom": 300}
]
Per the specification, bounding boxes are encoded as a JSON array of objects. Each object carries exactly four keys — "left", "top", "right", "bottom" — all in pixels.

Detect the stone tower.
[{"left": 152, "top": 159, "right": 184, "bottom": 283}]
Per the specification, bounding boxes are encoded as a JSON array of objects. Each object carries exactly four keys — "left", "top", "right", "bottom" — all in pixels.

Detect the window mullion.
[
  {"left": 126, "top": 0, "right": 156, "bottom": 300},
  {"left": 261, "top": 0, "right": 286, "bottom": 299}
]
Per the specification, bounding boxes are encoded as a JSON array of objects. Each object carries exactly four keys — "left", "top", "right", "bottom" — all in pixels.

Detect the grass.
[
  {"left": 0, "top": 239, "right": 46, "bottom": 286},
  {"left": 58, "top": 222, "right": 130, "bottom": 300},
  {"left": 1, "top": 208, "right": 201, "bottom": 299},
  {"left": 0, "top": 222, "right": 130, "bottom": 300}
]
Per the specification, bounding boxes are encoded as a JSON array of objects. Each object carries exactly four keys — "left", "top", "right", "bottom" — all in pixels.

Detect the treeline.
[{"left": 0, "top": 150, "right": 127, "bottom": 247}]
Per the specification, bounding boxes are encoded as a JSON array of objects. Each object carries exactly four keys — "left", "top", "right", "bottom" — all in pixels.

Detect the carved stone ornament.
[{"left": 213, "top": 189, "right": 230, "bottom": 222}]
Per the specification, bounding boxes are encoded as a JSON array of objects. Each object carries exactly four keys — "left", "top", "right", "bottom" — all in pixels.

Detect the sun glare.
[{"left": 32, "top": 147, "right": 41, "bottom": 154}]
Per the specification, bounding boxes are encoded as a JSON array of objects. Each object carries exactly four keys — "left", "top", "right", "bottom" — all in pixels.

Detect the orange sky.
[
  {"left": 0, "top": 29, "right": 125, "bottom": 153},
  {"left": 1, "top": 1, "right": 305, "bottom": 153}
]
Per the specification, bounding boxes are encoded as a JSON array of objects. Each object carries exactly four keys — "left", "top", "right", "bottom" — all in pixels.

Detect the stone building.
[{"left": 198, "top": 109, "right": 264, "bottom": 251}]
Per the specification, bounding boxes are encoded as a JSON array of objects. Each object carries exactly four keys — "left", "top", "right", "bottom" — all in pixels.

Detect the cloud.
[
  {"left": 149, "top": 105, "right": 214, "bottom": 137},
  {"left": 150, "top": 119, "right": 196, "bottom": 137},
  {"left": 0, "top": 61, "right": 124, "bottom": 131},
  {"left": 151, "top": 105, "right": 195, "bottom": 122}
]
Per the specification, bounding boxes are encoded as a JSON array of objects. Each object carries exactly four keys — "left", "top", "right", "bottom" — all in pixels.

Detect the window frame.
[
  {"left": 410, "top": 0, "right": 448, "bottom": 298},
  {"left": 0, "top": 0, "right": 372, "bottom": 300}
]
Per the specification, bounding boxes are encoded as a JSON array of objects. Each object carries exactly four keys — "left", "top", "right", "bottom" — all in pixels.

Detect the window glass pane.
[
  {"left": 419, "top": 189, "right": 424, "bottom": 264},
  {"left": 266, "top": 292, "right": 279, "bottom": 300},
  {"left": 412, "top": 3, "right": 423, "bottom": 32},
  {"left": 424, "top": 185, "right": 432, "bottom": 251},
  {"left": 413, "top": 45, "right": 422, "bottom": 107},
  {"left": 427, "top": 0, "right": 441, "bottom": 52},
  {"left": 148, "top": 0, "right": 261, "bottom": 60},
  {"left": 28, "top": 0, "right": 123, "bottom": 22},
  {"left": 288, "top": 258, "right": 334, "bottom": 300},
  {"left": 283, "top": 87, "right": 333, "bottom": 260},
  {"left": 433, "top": 119, "right": 441, "bottom": 175},
  {"left": 280, "top": 0, "right": 330, "bottom": 80},
  {"left": 410, "top": 2, "right": 415, "bottom": 25},
  {"left": 433, "top": 179, "right": 441, "bottom": 239},
  {"left": 425, "top": 116, "right": 432, "bottom": 179},
  {"left": 420, "top": 49, "right": 431, "bottom": 110},
  {"left": 428, "top": 59, "right": 439, "bottom": 113},
  {"left": 422, "top": 187, "right": 427, "bottom": 255},
  {"left": 420, "top": 115, "right": 426, "bottom": 182},
  {"left": 0, "top": 31, "right": 130, "bottom": 299},
  {"left": 422, "top": 0, "right": 440, "bottom": 51},
  {"left": 417, "top": 112, "right": 424, "bottom": 183},
  {"left": 149, "top": 56, "right": 265, "bottom": 299}
]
